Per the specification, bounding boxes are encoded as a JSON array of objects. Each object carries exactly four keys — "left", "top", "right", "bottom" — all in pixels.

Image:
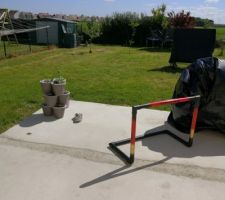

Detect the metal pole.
[
  {"left": 130, "top": 107, "right": 137, "bottom": 164},
  {"left": 134, "top": 96, "right": 200, "bottom": 110},
  {"left": 46, "top": 28, "right": 49, "bottom": 48},
  {"left": 129, "top": 95, "right": 200, "bottom": 163},
  {"left": 3, "top": 40, "right": 7, "bottom": 57},
  {"left": 28, "top": 35, "right": 32, "bottom": 53},
  {"left": 188, "top": 98, "right": 200, "bottom": 146}
]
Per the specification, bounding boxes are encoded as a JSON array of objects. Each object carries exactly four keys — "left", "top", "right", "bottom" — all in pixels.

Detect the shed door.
[{"left": 36, "top": 21, "right": 58, "bottom": 45}]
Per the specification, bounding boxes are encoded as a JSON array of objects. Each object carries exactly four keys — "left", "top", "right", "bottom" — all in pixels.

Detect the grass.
[
  {"left": 0, "top": 41, "right": 47, "bottom": 59},
  {"left": 215, "top": 27, "right": 225, "bottom": 40},
  {"left": 0, "top": 45, "right": 224, "bottom": 134}
]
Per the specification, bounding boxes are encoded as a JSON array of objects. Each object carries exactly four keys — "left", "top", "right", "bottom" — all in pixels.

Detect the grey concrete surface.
[
  {"left": 1, "top": 100, "right": 225, "bottom": 199},
  {"left": 2, "top": 101, "right": 225, "bottom": 169},
  {"left": 0, "top": 139, "right": 225, "bottom": 200}
]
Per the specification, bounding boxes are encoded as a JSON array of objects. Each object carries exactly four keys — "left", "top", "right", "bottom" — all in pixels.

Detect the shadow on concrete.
[
  {"left": 80, "top": 157, "right": 171, "bottom": 188},
  {"left": 19, "top": 113, "right": 57, "bottom": 127},
  {"left": 80, "top": 123, "right": 225, "bottom": 188},
  {"left": 148, "top": 65, "right": 183, "bottom": 74},
  {"left": 142, "top": 123, "right": 225, "bottom": 158}
]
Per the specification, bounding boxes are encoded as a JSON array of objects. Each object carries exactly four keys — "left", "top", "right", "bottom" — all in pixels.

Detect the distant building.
[
  {"left": 10, "top": 11, "right": 34, "bottom": 19},
  {"left": 67, "top": 15, "right": 80, "bottom": 21},
  {"left": 37, "top": 13, "right": 51, "bottom": 19},
  {"left": 52, "top": 14, "right": 67, "bottom": 19}
]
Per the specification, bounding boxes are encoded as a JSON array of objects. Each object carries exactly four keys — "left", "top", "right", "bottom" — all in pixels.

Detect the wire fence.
[
  {"left": 0, "top": 40, "right": 49, "bottom": 60},
  {"left": 0, "top": 17, "right": 50, "bottom": 59}
]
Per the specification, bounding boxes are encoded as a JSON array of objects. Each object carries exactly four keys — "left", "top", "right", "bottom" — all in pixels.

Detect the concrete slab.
[
  {"left": 0, "top": 140, "right": 225, "bottom": 200},
  {"left": 2, "top": 100, "right": 225, "bottom": 170},
  {"left": 1, "top": 100, "right": 225, "bottom": 199}
]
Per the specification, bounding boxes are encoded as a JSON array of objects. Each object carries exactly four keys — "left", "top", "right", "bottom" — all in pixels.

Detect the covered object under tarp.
[
  {"left": 168, "top": 57, "right": 225, "bottom": 133},
  {"left": 169, "top": 29, "right": 216, "bottom": 64}
]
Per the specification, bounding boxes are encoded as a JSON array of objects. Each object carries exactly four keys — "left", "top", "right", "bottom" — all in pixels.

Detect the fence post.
[
  {"left": 46, "top": 28, "right": 49, "bottom": 49},
  {"left": 3, "top": 40, "right": 7, "bottom": 57},
  {"left": 28, "top": 34, "right": 32, "bottom": 53}
]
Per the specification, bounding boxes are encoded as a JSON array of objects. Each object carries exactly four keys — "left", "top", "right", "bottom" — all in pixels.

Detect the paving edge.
[{"left": 0, "top": 136, "right": 225, "bottom": 183}]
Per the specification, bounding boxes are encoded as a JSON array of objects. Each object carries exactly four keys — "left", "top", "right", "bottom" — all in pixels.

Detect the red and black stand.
[{"left": 109, "top": 95, "right": 201, "bottom": 164}]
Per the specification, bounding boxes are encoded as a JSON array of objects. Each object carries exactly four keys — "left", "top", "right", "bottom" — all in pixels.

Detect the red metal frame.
[{"left": 109, "top": 95, "right": 200, "bottom": 164}]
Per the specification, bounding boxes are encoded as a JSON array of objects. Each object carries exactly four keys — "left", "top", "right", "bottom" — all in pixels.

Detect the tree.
[
  {"left": 168, "top": 10, "right": 196, "bottom": 28},
  {"left": 128, "top": 21, "right": 139, "bottom": 53},
  {"left": 134, "top": 15, "right": 152, "bottom": 46},
  {"left": 150, "top": 4, "right": 168, "bottom": 30},
  {"left": 100, "top": 12, "right": 139, "bottom": 45},
  {"left": 86, "top": 21, "right": 101, "bottom": 53},
  {"left": 77, "top": 20, "right": 101, "bottom": 52},
  {"left": 195, "top": 17, "right": 214, "bottom": 27}
]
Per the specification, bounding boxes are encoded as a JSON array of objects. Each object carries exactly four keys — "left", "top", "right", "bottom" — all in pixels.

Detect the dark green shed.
[{"left": 35, "top": 17, "right": 77, "bottom": 48}]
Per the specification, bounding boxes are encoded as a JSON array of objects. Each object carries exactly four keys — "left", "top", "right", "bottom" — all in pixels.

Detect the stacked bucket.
[{"left": 40, "top": 79, "right": 70, "bottom": 118}]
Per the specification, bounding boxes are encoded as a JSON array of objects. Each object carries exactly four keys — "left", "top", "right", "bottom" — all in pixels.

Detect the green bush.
[
  {"left": 168, "top": 10, "right": 196, "bottom": 28},
  {"left": 98, "top": 4, "right": 168, "bottom": 45},
  {"left": 99, "top": 12, "right": 139, "bottom": 45}
]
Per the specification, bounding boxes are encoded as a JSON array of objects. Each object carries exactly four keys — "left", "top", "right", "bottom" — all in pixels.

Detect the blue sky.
[{"left": 1, "top": 0, "right": 225, "bottom": 24}]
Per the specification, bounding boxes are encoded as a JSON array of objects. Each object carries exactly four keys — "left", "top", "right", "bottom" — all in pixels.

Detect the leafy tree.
[
  {"left": 77, "top": 21, "right": 101, "bottom": 43},
  {"left": 150, "top": 4, "right": 168, "bottom": 30},
  {"left": 168, "top": 10, "right": 196, "bottom": 28},
  {"left": 195, "top": 17, "right": 214, "bottom": 27},
  {"left": 77, "top": 20, "right": 101, "bottom": 52},
  {"left": 202, "top": 19, "right": 214, "bottom": 28},
  {"left": 99, "top": 5, "right": 169, "bottom": 46}
]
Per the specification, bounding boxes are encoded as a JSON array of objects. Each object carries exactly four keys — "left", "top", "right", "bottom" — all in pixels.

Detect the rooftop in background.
[
  {"left": 36, "top": 17, "right": 77, "bottom": 24},
  {"left": 0, "top": 8, "right": 103, "bottom": 22}
]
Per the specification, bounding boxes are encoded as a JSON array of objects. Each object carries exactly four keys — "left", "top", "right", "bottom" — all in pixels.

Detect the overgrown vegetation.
[
  {"left": 98, "top": 12, "right": 139, "bottom": 45},
  {"left": 76, "top": 4, "right": 222, "bottom": 46},
  {"left": 195, "top": 17, "right": 214, "bottom": 28},
  {"left": 168, "top": 10, "right": 196, "bottom": 28},
  {"left": 98, "top": 5, "right": 169, "bottom": 45},
  {"left": 77, "top": 20, "right": 101, "bottom": 42}
]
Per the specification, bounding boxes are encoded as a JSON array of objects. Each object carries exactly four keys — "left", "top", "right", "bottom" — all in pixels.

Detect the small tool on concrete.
[{"left": 72, "top": 113, "right": 83, "bottom": 123}]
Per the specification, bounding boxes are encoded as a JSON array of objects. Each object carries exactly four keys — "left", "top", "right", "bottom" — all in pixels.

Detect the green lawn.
[
  {"left": 0, "top": 45, "right": 224, "bottom": 134},
  {"left": 216, "top": 27, "right": 225, "bottom": 40},
  {"left": 0, "top": 42, "right": 47, "bottom": 59}
]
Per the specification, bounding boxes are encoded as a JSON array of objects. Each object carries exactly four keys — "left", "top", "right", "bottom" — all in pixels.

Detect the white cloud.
[{"left": 205, "top": 0, "right": 220, "bottom": 3}]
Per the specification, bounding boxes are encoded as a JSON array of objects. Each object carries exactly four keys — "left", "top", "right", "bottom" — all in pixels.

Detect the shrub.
[
  {"left": 98, "top": 4, "right": 169, "bottom": 46},
  {"left": 168, "top": 10, "right": 196, "bottom": 28},
  {"left": 100, "top": 12, "right": 139, "bottom": 45},
  {"left": 77, "top": 21, "right": 101, "bottom": 43}
]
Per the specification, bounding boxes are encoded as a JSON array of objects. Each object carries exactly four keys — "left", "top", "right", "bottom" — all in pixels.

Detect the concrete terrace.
[{"left": 0, "top": 100, "right": 225, "bottom": 200}]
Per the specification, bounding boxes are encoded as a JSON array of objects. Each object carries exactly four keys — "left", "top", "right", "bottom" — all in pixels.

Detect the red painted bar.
[
  {"left": 191, "top": 107, "right": 199, "bottom": 131},
  {"left": 131, "top": 118, "right": 136, "bottom": 145},
  {"left": 129, "top": 95, "right": 200, "bottom": 163},
  {"left": 149, "top": 97, "right": 191, "bottom": 107}
]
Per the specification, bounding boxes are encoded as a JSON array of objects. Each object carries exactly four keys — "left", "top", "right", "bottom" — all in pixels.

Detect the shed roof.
[{"left": 37, "top": 17, "right": 77, "bottom": 24}]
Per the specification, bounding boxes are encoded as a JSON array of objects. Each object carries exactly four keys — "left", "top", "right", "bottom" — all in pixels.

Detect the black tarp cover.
[
  {"left": 168, "top": 57, "right": 225, "bottom": 133},
  {"left": 169, "top": 29, "right": 216, "bottom": 64}
]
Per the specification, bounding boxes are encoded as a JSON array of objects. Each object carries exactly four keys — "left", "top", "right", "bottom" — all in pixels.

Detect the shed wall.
[{"left": 36, "top": 21, "right": 58, "bottom": 44}]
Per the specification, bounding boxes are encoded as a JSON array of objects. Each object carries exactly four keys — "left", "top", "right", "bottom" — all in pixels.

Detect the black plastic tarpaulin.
[
  {"left": 169, "top": 29, "right": 216, "bottom": 64},
  {"left": 168, "top": 57, "right": 225, "bottom": 133}
]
